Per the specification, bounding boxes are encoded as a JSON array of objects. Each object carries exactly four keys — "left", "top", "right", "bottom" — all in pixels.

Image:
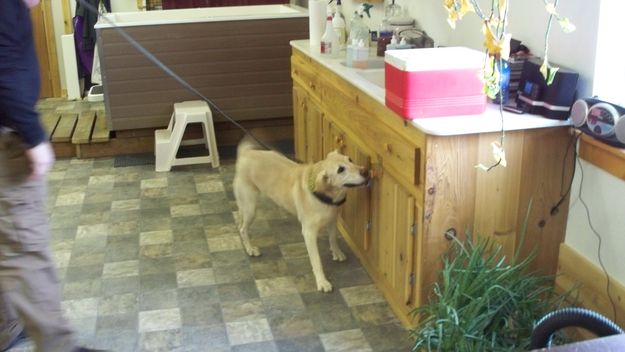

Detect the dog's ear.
[
  {"left": 317, "top": 170, "right": 328, "bottom": 183},
  {"left": 327, "top": 149, "right": 340, "bottom": 158},
  {"left": 311, "top": 170, "right": 329, "bottom": 192}
]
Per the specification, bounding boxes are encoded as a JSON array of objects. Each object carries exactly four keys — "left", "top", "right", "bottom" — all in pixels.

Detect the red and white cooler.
[{"left": 384, "top": 47, "right": 487, "bottom": 119}]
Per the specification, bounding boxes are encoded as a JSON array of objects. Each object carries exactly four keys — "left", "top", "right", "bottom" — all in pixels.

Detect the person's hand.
[
  {"left": 22, "top": 0, "right": 40, "bottom": 8},
  {"left": 25, "top": 142, "right": 55, "bottom": 180}
]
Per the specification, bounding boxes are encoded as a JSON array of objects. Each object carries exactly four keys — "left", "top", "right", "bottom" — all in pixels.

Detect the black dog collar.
[
  {"left": 312, "top": 191, "right": 346, "bottom": 206},
  {"left": 308, "top": 173, "right": 346, "bottom": 206}
]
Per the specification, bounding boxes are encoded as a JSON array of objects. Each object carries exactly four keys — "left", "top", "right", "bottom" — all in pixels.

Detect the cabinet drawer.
[
  {"left": 380, "top": 140, "right": 422, "bottom": 189},
  {"left": 291, "top": 54, "right": 320, "bottom": 98}
]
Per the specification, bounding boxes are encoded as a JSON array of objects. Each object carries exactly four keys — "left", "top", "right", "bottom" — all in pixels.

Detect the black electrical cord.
[
  {"left": 576, "top": 151, "right": 619, "bottom": 321},
  {"left": 76, "top": 0, "right": 272, "bottom": 151},
  {"left": 549, "top": 130, "right": 618, "bottom": 322},
  {"left": 550, "top": 130, "right": 581, "bottom": 216}
]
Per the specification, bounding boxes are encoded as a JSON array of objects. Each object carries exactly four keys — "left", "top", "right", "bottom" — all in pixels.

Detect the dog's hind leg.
[
  {"left": 328, "top": 224, "right": 346, "bottom": 262},
  {"left": 233, "top": 178, "right": 261, "bottom": 257},
  {"left": 302, "top": 225, "right": 333, "bottom": 292}
]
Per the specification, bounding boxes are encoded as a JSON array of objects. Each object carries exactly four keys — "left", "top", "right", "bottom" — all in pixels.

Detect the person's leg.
[
  {"left": 0, "top": 281, "right": 23, "bottom": 350},
  {"left": 0, "top": 133, "right": 77, "bottom": 351}
]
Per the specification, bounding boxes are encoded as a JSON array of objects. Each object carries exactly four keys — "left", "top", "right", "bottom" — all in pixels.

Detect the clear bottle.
[
  {"left": 385, "top": 0, "right": 402, "bottom": 19},
  {"left": 321, "top": 15, "right": 339, "bottom": 57},
  {"left": 332, "top": 0, "right": 346, "bottom": 49}
]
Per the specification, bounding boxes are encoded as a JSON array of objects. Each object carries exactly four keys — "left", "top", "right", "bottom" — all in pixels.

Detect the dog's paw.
[
  {"left": 245, "top": 246, "right": 262, "bottom": 257},
  {"left": 317, "top": 279, "right": 333, "bottom": 293},
  {"left": 332, "top": 250, "right": 347, "bottom": 262}
]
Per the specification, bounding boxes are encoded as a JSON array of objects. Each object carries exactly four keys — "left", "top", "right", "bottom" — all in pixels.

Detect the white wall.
[
  {"left": 563, "top": 1, "right": 625, "bottom": 285},
  {"left": 343, "top": 0, "right": 599, "bottom": 97},
  {"left": 567, "top": 160, "right": 625, "bottom": 284},
  {"left": 110, "top": 0, "right": 141, "bottom": 12}
]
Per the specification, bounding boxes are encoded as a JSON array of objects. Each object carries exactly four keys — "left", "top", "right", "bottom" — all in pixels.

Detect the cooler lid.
[{"left": 384, "top": 47, "right": 485, "bottom": 72}]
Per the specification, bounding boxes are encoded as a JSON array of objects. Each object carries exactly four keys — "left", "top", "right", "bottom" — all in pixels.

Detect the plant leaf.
[
  {"left": 539, "top": 60, "right": 559, "bottom": 85},
  {"left": 558, "top": 17, "right": 576, "bottom": 33},
  {"left": 491, "top": 141, "right": 507, "bottom": 167}
]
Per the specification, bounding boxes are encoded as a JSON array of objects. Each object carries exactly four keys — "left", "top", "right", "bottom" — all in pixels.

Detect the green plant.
[{"left": 410, "top": 234, "right": 572, "bottom": 351}]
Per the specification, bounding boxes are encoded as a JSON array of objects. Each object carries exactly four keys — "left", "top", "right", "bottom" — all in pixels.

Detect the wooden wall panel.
[
  {"left": 473, "top": 131, "right": 524, "bottom": 257},
  {"left": 579, "top": 133, "right": 625, "bottom": 181},
  {"left": 421, "top": 133, "right": 479, "bottom": 301},
  {"left": 516, "top": 127, "right": 573, "bottom": 276},
  {"left": 98, "top": 17, "right": 308, "bottom": 130}
]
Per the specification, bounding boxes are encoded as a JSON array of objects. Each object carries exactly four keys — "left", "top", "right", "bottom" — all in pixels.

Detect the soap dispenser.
[{"left": 386, "top": 35, "right": 399, "bottom": 50}]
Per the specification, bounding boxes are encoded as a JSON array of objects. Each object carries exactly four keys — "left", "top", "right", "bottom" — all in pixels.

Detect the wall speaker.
[{"left": 571, "top": 98, "right": 625, "bottom": 148}]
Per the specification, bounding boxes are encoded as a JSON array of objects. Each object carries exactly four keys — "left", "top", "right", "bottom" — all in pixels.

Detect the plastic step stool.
[{"left": 154, "top": 100, "right": 220, "bottom": 172}]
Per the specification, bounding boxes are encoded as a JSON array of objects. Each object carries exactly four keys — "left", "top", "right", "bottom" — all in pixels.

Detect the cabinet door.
[
  {"left": 304, "top": 98, "right": 324, "bottom": 163},
  {"left": 373, "top": 171, "right": 420, "bottom": 307},
  {"left": 292, "top": 85, "right": 307, "bottom": 162},
  {"left": 323, "top": 118, "right": 374, "bottom": 256},
  {"left": 292, "top": 84, "right": 323, "bottom": 163}
]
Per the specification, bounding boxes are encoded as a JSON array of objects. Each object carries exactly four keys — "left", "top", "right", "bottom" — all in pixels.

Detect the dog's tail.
[{"left": 237, "top": 134, "right": 262, "bottom": 156}]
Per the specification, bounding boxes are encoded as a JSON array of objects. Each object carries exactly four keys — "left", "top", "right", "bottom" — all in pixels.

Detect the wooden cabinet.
[
  {"left": 374, "top": 170, "right": 421, "bottom": 307},
  {"left": 292, "top": 78, "right": 323, "bottom": 163},
  {"left": 290, "top": 47, "right": 573, "bottom": 327},
  {"left": 323, "top": 117, "right": 375, "bottom": 259}
]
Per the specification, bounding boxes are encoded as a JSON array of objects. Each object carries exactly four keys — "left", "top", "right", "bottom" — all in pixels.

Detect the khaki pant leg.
[
  {"left": 0, "top": 133, "right": 76, "bottom": 352},
  {"left": 0, "top": 281, "right": 22, "bottom": 350}
]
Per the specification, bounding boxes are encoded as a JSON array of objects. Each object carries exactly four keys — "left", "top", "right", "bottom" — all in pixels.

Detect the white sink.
[
  {"left": 340, "top": 57, "right": 385, "bottom": 69},
  {"left": 356, "top": 69, "right": 385, "bottom": 89}
]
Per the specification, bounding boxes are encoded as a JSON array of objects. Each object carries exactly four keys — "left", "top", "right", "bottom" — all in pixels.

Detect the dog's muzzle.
[{"left": 344, "top": 169, "right": 371, "bottom": 188}]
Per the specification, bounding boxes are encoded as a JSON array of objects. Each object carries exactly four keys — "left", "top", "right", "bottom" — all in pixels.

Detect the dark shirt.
[{"left": 0, "top": 0, "right": 46, "bottom": 147}]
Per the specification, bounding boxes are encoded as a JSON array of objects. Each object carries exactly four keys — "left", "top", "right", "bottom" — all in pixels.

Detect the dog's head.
[{"left": 313, "top": 150, "right": 370, "bottom": 192}]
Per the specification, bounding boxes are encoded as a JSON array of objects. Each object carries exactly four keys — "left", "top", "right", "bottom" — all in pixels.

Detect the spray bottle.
[
  {"left": 332, "top": 0, "right": 346, "bottom": 49},
  {"left": 348, "top": 3, "right": 373, "bottom": 48}
]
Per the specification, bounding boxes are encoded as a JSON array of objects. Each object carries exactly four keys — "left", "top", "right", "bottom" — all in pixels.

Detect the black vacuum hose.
[{"left": 530, "top": 307, "right": 624, "bottom": 349}]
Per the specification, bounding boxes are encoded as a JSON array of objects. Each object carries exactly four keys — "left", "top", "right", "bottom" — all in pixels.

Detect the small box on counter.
[{"left": 384, "top": 47, "right": 486, "bottom": 119}]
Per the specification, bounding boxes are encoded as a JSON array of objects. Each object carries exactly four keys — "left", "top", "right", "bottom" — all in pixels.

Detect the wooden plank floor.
[
  {"left": 37, "top": 98, "right": 110, "bottom": 158},
  {"left": 37, "top": 97, "right": 293, "bottom": 159}
]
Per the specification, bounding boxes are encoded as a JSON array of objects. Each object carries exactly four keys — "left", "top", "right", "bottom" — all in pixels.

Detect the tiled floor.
[{"left": 9, "top": 155, "right": 412, "bottom": 351}]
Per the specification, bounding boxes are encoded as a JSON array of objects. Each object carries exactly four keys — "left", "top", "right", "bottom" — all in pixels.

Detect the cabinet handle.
[
  {"left": 335, "top": 136, "right": 344, "bottom": 147},
  {"left": 384, "top": 143, "right": 393, "bottom": 153}
]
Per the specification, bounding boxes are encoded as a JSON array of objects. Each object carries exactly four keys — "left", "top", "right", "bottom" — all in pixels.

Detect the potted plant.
[{"left": 410, "top": 233, "right": 573, "bottom": 351}]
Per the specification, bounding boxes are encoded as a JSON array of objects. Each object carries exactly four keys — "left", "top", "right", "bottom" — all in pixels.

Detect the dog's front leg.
[
  {"left": 328, "top": 225, "right": 346, "bottom": 262},
  {"left": 302, "top": 227, "right": 333, "bottom": 292}
]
